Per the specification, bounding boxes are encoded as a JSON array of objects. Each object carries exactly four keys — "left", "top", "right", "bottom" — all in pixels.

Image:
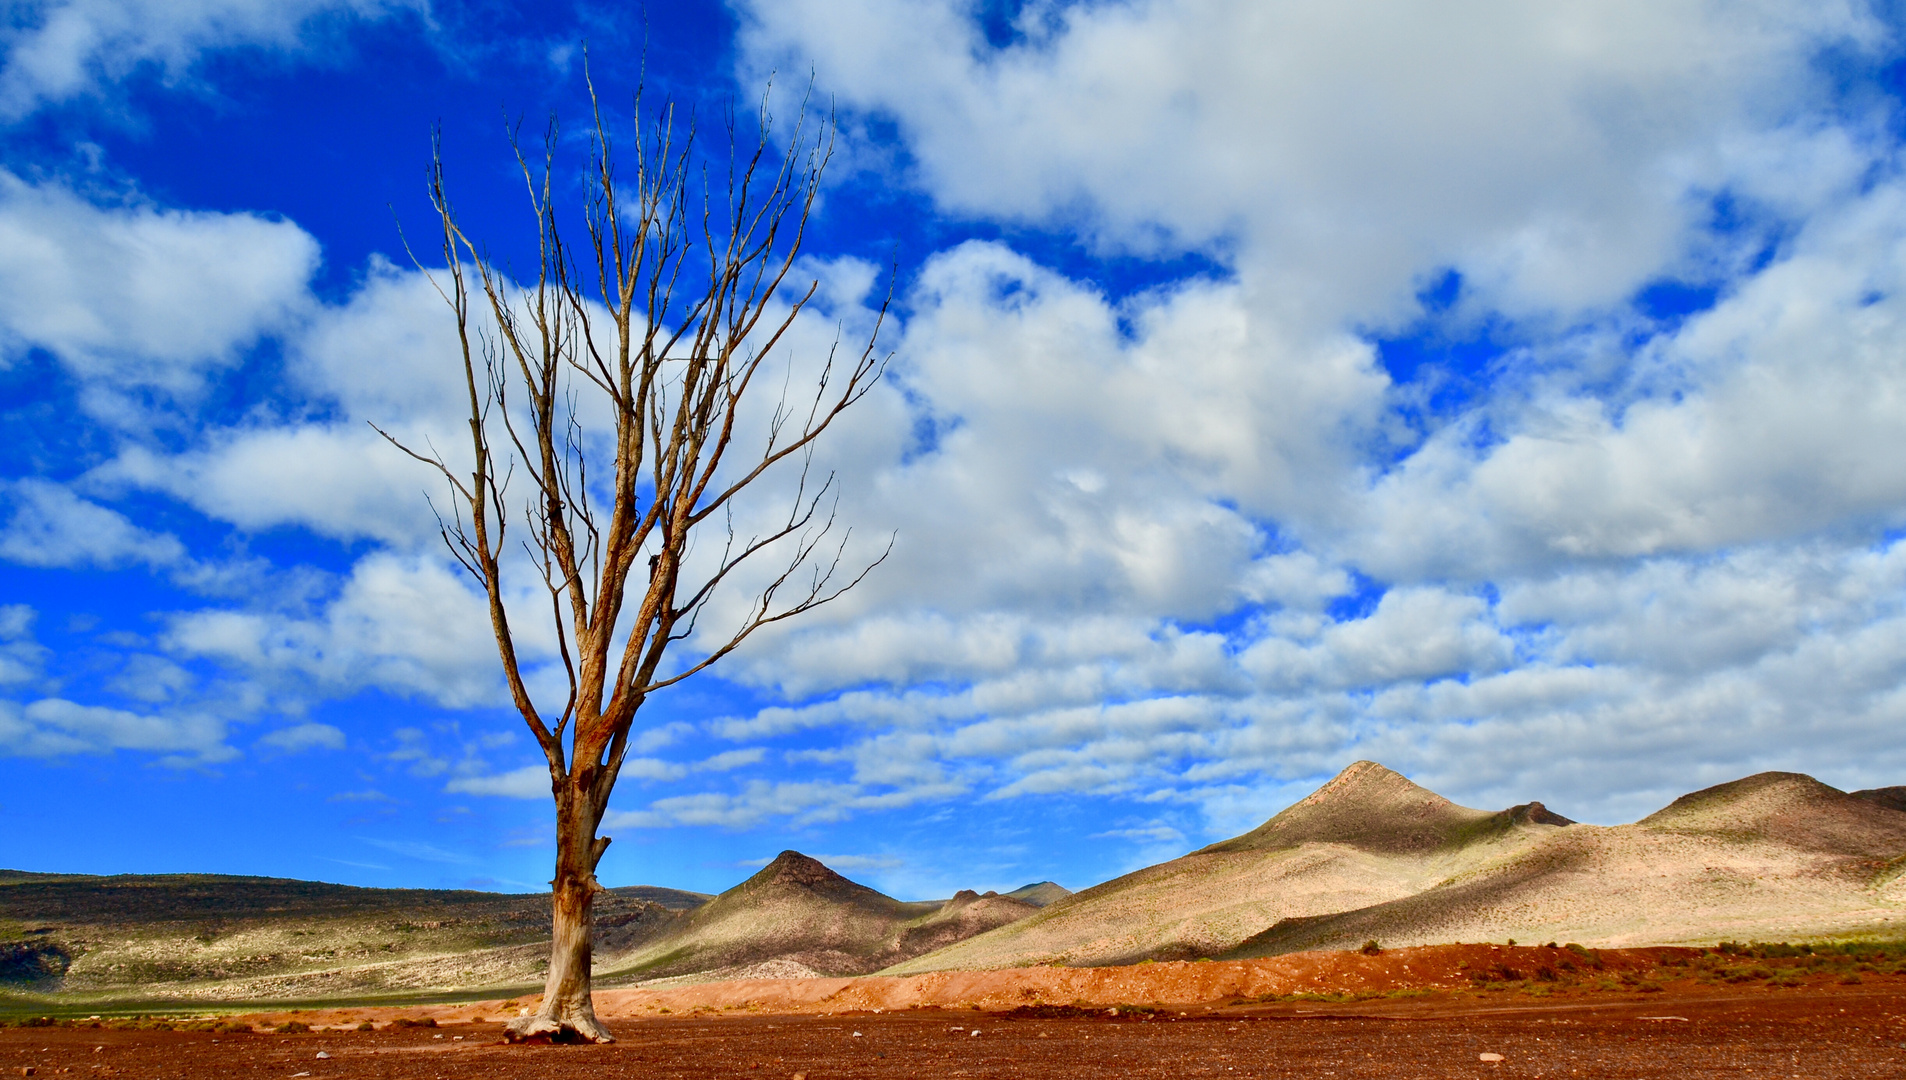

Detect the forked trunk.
[{"left": 505, "top": 793, "right": 613, "bottom": 1044}]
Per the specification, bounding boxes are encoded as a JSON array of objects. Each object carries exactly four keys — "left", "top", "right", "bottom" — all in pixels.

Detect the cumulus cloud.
[
  {"left": 0, "top": 172, "right": 318, "bottom": 425},
  {"left": 160, "top": 552, "right": 507, "bottom": 707},
  {"left": 0, "top": 478, "right": 185, "bottom": 569},
  {"left": 1352, "top": 177, "right": 1906, "bottom": 579},
  {"left": 10, "top": 0, "right": 1906, "bottom": 846},
  {"left": 256, "top": 721, "right": 346, "bottom": 753},
  {"left": 445, "top": 764, "right": 548, "bottom": 798},
  {"left": 738, "top": 0, "right": 1881, "bottom": 322},
  {"left": 0, "top": 0, "right": 422, "bottom": 119},
  {"left": 95, "top": 261, "right": 482, "bottom": 547},
  {"left": 0, "top": 604, "right": 47, "bottom": 686},
  {"left": 0, "top": 696, "right": 235, "bottom": 762}
]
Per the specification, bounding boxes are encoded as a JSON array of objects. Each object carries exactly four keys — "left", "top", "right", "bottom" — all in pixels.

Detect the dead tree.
[{"left": 381, "top": 81, "right": 889, "bottom": 1043}]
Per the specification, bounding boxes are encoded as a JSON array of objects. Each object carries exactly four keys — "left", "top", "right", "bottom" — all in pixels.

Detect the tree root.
[{"left": 503, "top": 1012, "right": 616, "bottom": 1044}]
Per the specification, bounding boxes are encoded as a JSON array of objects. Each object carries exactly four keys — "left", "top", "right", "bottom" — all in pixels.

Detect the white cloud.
[
  {"left": 160, "top": 552, "right": 507, "bottom": 707},
  {"left": 0, "top": 477, "right": 185, "bottom": 569},
  {"left": 0, "top": 0, "right": 422, "bottom": 119},
  {"left": 1349, "top": 176, "right": 1906, "bottom": 580},
  {"left": 603, "top": 776, "right": 953, "bottom": 830},
  {"left": 445, "top": 763, "right": 548, "bottom": 798},
  {"left": 0, "top": 603, "right": 46, "bottom": 686},
  {"left": 106, "top": 654, "right": 194, "bottom": 702},
  {"left": 0, "top": 696, "right": 235, "bottom": 762},
  {"left": 256, "top": 721, "right": 345, "bottom": 752},
  {"left": 94, "top": 260, "right": 483, "bottom": 547},
  {"left": 738, "top": 851, "right": 903, "bottom": 872},
  {"left": 5, "top": 0, "right": 1904, "bottom": 850},
  {"left": 0, "top": 172, "right": 318, "bottom": 424},
  {"left": 360, "top": 836, "right": 475, "bottom": 864},
  {"left": 739, "top": 0, "right": 1881, "bottom": 323}
]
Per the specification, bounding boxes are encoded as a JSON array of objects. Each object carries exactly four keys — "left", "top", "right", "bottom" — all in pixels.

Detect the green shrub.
[
  {"left": 356, "top": 1021, "right": 375, "bottom": 1032},
  {"left": 275, "top": 1021, "right": 311, "bottom": 1034},
  {"left": 1360, "top": 940, "right": 1382, "bottom": 955}
]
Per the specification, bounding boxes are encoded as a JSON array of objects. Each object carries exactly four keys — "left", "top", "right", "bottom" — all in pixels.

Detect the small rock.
[
  {"left": 970, "top": 1030, "right": 981, "bottom": 1037},
  {"left": 1479, "top": 1053, "right": 1504, "bottom": 1063},
  {"left": 851, "top": 1032, "right": 862, "bottom": 1038},
  {"left": 792, "top": 1073, "right": 807, "bottom": 1080},
  {"left": 315, "top": 1052, "right": 330, "bottom": 1059},
  {"left": 20, "top": 1067, "right": 36, "bottom": 1076}
]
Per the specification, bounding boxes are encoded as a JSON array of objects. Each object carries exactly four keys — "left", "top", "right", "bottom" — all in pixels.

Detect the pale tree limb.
[{"left": 381, "top": 66, "right": 891, "bottom": 1045}]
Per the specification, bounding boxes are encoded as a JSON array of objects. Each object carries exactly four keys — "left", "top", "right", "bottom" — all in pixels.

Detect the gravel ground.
[{"left": 6, "top": 984, "right": 1905, "bottom": 1080}]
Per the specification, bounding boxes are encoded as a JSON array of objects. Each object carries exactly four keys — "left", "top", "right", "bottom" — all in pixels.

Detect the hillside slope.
[
  {"left": 1222, "top": 772, "right": 1906, "bottom": 956},
  {"left": 883, "top": 762, "right": 1572, "bottom": 972},
  {"left": 0, "top": 873, "right": 704, "bottom": 1004},
  {"left": 601, "top": 852, "right": 1039, "bottom": 983}
]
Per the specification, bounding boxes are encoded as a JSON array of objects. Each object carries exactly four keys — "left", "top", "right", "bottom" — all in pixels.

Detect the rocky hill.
[
  {"left": 889, "top": 764, "right": 1906, "bottom": 973},
  {"left": 884, "top": 762, "right": 1572, "bottom": 972},
  {"left": 600, "top": 852, "right": 1039, "bottom": 983},
  {"left": 0, "top": 873, "right": 707, "bottom": 1005},
  {"left": 1221, "top": 771, "right": 1906, "bottom": 957},
  {"left": 1003, "top": 882, "right": 1072, "bottom": 907}
]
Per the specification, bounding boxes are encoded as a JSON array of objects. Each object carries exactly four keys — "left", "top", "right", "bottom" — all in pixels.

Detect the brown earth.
[
  {"left": 1222, "top": 772, "right": 1906, "bottom": 958},
  {"left": 10, "top": 945, "right": 1906, "bottom": 1079},
  {"left": 599, "top": 852, "right": 1040, "bottom": 985},
  {"left": 0, "top": 874, "right": 701, "bottom": 1003},
  {"left": 890, "top": 765, "right": 1906, "bottom": 972},
  {"left": 885, "top": 763, "right": 1577, "bottom": 972}
]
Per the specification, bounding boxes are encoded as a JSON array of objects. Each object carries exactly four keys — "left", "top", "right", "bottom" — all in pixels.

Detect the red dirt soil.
[{"left": 9, "top": 945, "right": 1906, "bottom": 1078}]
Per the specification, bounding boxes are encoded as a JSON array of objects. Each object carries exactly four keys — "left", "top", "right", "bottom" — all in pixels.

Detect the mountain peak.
[
  {"left": 1853, "top": 786, "right": 1906, "bottom": 814},
  {"left": 1639, "top": 771, "right": 1906, "bottom": 854},
  {"left": 749, "top": 851, "right": 844, "bottom": 889},
  {"left": 1201, "top": 762, "right": 1566, "bottom": 855}
]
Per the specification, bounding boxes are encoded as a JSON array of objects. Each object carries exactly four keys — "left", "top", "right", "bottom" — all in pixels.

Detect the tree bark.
[
  {"left": 395, "top": 80, "right": 889, "bottom": 1050},
  {"left": 504, "top": 791, "right": 613, "bottom": 1044}
]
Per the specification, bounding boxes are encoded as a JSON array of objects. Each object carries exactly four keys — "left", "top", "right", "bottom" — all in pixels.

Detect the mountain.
[
  {"left": 0, "top": 872, "right": 702, "bottom": 1004},
  {"left": 1203, "top": 760, "right": 1575, "bottom": 855},
  {"left": 598, "top": 851, "right": 1040, "bottom": 983},
  {"left": 1219, "top": 771, "right": 1906, "bottom": 958},
  {"left": 1004, "top": 882, "right": 1072, "bottom": 907},
  {"left": 1854, "top": 786, "right": 1906, "bottom": 814},
  {"left": 883, "top": 762, "right": 1572, "bottom": 973},
  {"left": 0, "top": 855, "right": 1040, "bottom": 1003}
]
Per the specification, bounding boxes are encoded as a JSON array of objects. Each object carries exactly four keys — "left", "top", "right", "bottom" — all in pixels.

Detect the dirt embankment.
[
  {"left": 51, "top": 941, "right": 1891, "bottom": 1031},
  {"left": 9, "top": 952, "right": 1906, "bottom": 1080}
]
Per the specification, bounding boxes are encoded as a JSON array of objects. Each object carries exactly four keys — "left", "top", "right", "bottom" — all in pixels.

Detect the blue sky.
[{"left": 5, "top": 0, "right": 1906, "bottom": 901}]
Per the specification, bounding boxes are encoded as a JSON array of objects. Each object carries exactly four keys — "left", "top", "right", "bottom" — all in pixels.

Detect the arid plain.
[{"left": 6, "top": 762, "right": 1906, "bottom": 1075}]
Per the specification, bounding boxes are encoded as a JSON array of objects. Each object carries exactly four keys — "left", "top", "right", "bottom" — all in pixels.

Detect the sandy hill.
[
  {"left": 599, "top": 851, "right": 1039, "bottom": 984},
  {"left": 1004, "top": 882, "right": 1072, "bottom": 907},
  {"left": 1855, "top": 786, "right": 1906, "bottom": 814},
  {"left": 883, "top": 762, "right": 1573, "bottom": 973},
  {"left": 1221, "top": 771, "right": 1906, "bottom": 957},
  {"left": 0, "top": 872, "right": 702, "bottom": 1006}
]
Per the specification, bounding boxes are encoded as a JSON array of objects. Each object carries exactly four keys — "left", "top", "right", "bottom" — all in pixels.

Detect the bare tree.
[{"left": 381, "top": 80, "right": 889, "bottom": 1043}]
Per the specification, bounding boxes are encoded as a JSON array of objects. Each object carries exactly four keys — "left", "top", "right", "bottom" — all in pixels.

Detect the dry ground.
[
  {"left": 6, "top": 945, "right": 1906, "bottom": 1078},
  {"left": 5, "top": 984, "right": 1906, "bottom": 1080}
]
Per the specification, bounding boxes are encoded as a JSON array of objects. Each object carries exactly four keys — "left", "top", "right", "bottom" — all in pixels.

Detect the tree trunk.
[{"left": 505, "top": 793, "right": 613, "bottom": 1044}]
